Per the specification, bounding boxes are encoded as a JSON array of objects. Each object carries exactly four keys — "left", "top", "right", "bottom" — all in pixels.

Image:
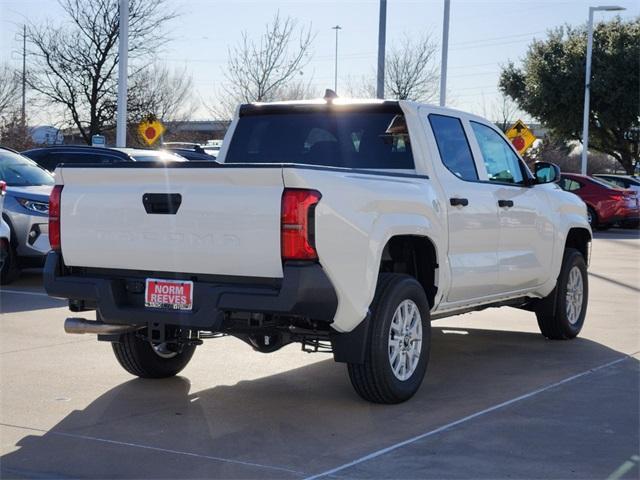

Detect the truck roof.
[{"left": 239, "top": 97, "right": 487, "bottom": 124}]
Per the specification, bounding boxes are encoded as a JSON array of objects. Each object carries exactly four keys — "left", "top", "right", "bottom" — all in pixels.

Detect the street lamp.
[
  {"left": 332, "top": 25, "right": 342, "bottom": 93},
  {"left": 580, "top": 5, "right": 625, "bottom": 175}
]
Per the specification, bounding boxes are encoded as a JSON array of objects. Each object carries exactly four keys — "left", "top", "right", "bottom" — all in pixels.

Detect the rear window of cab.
[{"left": 225, "top": 109, "right": 415, "bottom": 169}]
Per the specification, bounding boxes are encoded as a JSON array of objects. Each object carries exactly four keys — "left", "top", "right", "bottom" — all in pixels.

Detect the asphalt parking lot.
[{"left": 1, "top": 229, "right": 638, "bottom": 479}]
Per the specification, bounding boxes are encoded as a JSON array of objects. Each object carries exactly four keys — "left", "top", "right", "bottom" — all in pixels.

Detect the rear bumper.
[{"left": 44, "top": 251, "right": 338, "bottom": 330}]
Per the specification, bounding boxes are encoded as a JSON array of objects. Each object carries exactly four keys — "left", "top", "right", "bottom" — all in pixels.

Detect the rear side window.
[
  {"left": 428, "top": 114, "right": 478, "bottom": 181},
  {"left": 225, "top": 110, "right": 414, "bottom": 169},
  {"left": 588, "top": 177, "right": 622, "bottom": 190}
]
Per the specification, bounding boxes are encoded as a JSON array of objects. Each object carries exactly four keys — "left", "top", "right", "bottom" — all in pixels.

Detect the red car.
[{"left": 559, "top": 173, "right": 640, "bottom": 229}]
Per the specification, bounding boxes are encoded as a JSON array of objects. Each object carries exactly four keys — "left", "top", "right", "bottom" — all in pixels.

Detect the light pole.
[
  {"left": 439, "top": 0, "right": 451, "bottom": 107},
  {"left": 580, "top": 5, "right": 625, "bottom": 175},
  {"left": 376, "top": 0, "right": 387, "bottom": 99},
  {"left": 332, "top": 25, "right": 342, "bottom": 93},
  {"left": 116, "top": 0, "right": 129, "bottom": 148}
]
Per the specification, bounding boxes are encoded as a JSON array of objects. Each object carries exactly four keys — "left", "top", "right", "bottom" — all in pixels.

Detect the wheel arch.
[
  {"left": 332, "top": 233, "right": 439, "bottom": 366},
  {"left": 1, "top": 213, "right": 18, "bottom": 247},
  {"left": 378, "top": 234, "right": 439, "bottom": 309},
  {"left": 565, "top": 227, "right": 592, "bottom": 265}
]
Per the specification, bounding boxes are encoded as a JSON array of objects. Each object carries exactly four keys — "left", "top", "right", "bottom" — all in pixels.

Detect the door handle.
[
  {"left": 498, "top": 199, "right": 514, "bottom": 208},
  {"left": 450, "top": 197, "right": 469, "bottom": 207},
  {"left": 142, "top": 193, "right": 182, "bottom": 214}
]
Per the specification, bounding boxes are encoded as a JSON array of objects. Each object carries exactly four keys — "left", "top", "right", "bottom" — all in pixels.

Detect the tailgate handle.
[{"left": 142, "top": 193, "right": 182, "bottom": 214}]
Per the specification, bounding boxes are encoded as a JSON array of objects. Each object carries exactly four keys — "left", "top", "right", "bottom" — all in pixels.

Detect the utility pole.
[
  {"left": 439, "top": 0, "right": 451, "bottom": 107},
  {"left": 116, "top": 0, "right": 129, "bottom": 148},
  {"left": 21, "top": 24, "right": 26, "bottom": 128},
  {"left": 376, "top": 0, "right": 387, "bottom": 99},
  {"left": 332, "top": 25, "right": 342, "bottom": 93}
]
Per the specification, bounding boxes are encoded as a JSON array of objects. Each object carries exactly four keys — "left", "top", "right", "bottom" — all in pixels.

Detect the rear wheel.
[
  {"left": 347, "top": 274, "right": 431, "bottom": 404},
  {"left": 536, "top": 248, "right": 588, "bottom": 340},
  {"left": 112, "top": 332, "right": 196, "bottom": 378}
]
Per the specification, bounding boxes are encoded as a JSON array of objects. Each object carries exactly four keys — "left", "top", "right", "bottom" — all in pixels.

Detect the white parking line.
[
  {"left": 0, "top": 289, "right": 51, "bottom": 297},
  {"left": 306, "top": 355, "right": 633, "bottom": 480},
  {"left": 1, "top": 423, "right": 305, "bottom": 476}
]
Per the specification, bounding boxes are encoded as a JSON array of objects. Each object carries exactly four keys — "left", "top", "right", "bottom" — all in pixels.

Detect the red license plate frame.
[{"left": 145, "top": 278, "right": 193, "bottom": 311}]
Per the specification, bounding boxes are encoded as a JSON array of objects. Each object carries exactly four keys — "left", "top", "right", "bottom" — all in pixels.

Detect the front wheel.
[
  {"left": 112, "top": 332, "right": 196, "bottom": 378},
  {"left": 586, "top": 206, "right": 597, "bottom": 228},
  {"left": 536, "top": 248, "right": 588, "bottom": 339},
  {"left": 347, "top": 274, "right": 431, "bottom": 404},
  {"left": 0, "top": 239, "right": 19, "bottom": 285}
]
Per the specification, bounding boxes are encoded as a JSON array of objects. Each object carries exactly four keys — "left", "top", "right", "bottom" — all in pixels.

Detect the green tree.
[{"left": 499, "top": 18, "right": 639, "bottom": 174}]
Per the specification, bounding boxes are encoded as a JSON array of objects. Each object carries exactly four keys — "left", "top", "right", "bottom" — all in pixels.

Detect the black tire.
[
  {"left": 347, "top": 273, "right": 431, "bottom": 404},
  {"left": 0, "top": 240, "right": 19, "bottom": 285},
  {"left": 587, "top": 206, "right": 598, "bottom": 229},
  {"left": 536, "top": 248, "right": 588, "bottom": 340},
  {"left": 112, "top": 332, "right": 196, "bottom": 378}
]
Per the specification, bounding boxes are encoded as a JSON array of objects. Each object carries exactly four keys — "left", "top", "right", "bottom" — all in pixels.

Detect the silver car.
[{"left": 0, "top": 147, "right": 54, "bottom": 284}]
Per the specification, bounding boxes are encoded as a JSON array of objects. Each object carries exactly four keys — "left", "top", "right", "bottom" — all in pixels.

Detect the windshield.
[
  {"left": 0, "top": 150, "right": 55, "bottom": 186},
  {"left": 225, "top": 109, "right": 414, "bottom": 169}
]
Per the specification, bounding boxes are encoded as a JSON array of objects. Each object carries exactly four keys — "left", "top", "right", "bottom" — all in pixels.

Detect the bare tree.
[
  {"left": 26, "top": 0, "right": 176, "bottom": 144},
  {"left": 343, "top": 34, "right": 438, "bottom": 102},
  {"left": 345, "top": 74, "right": 377, "bottom": 99},
  {"left": 385, "top": 34, "right": 438, "bottom": 102},
  {"left": 492, "top": 94, "right": 519, "bottom": 132},
  {"left": 128, "top": 64, "right": 196, "bottom": 124},
  {"left": 217, "top": 12, "right": 314, "bottom": 116},
  {"left": 0, "top": 64, "right": 21, "bottom": 121}
]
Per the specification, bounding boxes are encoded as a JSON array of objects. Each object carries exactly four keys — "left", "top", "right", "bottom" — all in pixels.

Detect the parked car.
[
  {"left": 594, "top": 174, "right": 640, "bottom": 195},
  {"left": 23, "top": 146, "right": 186, "bottom": 172},
  {"left": 0, "top": 181, "right": 11, "bottom": 276},
  {"left": 162, "top": 144, "right": 216, "bottom": 161},
  {"left": 559, "top": 173, "right": 640, "bottom": 229},
  {"left": 23, "top": 145, "right": 133, "bottom": 172},
  {"left": 45, "top": 99, "right": 591, "bottom": 404},
  {"left": 0, "top": 147, "right": 55, "bottom": 283},
  {"left": 202, "top": 139, "right": 222, "bottom": 157}
]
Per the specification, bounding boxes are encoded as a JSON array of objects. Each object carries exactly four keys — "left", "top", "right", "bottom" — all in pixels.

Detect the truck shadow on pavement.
[
  {"left": 2, "top": 327, "right": 637, "bottom": 479},
  {"left": 0, "top": 292, "right": 65, "bottom": 314}
]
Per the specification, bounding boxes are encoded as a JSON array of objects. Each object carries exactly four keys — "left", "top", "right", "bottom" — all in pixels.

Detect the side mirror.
[{"left": 534, "top": 162, "right": 561, "bottom": 184}]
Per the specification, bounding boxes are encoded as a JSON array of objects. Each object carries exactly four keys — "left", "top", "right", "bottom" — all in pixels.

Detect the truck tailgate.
[{"left": 58, "top": 166, "right": 284, "bottom": 278}]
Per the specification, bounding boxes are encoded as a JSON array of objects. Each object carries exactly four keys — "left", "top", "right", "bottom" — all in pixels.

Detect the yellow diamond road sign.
[
  {"left": 505, "top": 119, "right": 536, "bottom": 154},
  {"left": 138, "top": 119, "right": 165, "bottom": 146}
]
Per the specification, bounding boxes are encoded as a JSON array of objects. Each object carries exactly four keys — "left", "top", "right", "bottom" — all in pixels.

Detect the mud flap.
[{"left": 330, "top": 313, "right": 371, "bottom": 364}]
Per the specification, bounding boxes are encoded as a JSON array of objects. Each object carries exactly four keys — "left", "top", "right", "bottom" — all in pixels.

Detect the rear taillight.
[
  {"left": 0, "top": 181, "right": 6, "bottom": 195},
  {"left": 281, "top": 188, "right": 321, "bottom": 261},
  {"left": 49, "top": 185, "right": 63, "bottom": 251}
]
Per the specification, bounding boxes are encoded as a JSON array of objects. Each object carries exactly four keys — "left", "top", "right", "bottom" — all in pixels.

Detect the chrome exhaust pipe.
[{"left": 64, "top": 317, "right": 141, "bottom": 335}]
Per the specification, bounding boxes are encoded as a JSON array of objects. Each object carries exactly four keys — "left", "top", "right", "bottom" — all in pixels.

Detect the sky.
[{"left": 1, "top": 0, "right": 638, "bottom": 126}]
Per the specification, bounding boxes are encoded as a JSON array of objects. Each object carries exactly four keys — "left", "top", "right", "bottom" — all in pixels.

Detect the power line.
[{"left": 450, "top": 30, "right": 545, "bottom": 47}]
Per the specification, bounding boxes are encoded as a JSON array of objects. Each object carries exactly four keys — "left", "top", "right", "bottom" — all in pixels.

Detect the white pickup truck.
[{"left": 45, "top": 98, "right": 591, "bottom": 404}]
